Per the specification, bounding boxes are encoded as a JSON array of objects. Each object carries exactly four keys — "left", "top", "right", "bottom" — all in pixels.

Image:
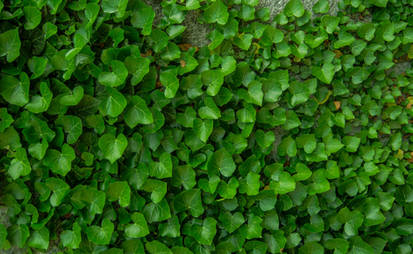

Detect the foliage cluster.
[{"left": 0, "top": 0, "right": 412, "bottom": 253}]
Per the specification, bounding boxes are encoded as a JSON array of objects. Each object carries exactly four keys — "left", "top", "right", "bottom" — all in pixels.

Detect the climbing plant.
[{"left": 0, "top": 0, "right": 412, "bottom": 253}]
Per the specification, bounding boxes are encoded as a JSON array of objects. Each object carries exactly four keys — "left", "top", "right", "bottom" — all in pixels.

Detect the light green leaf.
[
  {"left": 43, "top": 144, "right": 75, "bottom": 176},
  {"left": 0, "top": 73, "right": 30, "bottom": 107},
  {"left": 98, "top": 87, "right": 127, "bottom": 117},
  {"left": 284, "top": 0, "right": 305, "bottom": 17},
  {"left": 124, "top": 95, "right": 154, "bottom": 128},
  {"left": 146, "top": 240, "right": 173, "bottom": 254},
  {"left": 208, "top": 148, "right": 236, "bottom": 177},
  {"left": 204, "top": 0, "right": 229, "bottom": 25},
  {"left": 125, "top": 213, "right": 149, "bottom": 238},
  {"left": 98, "top": 60, "right": 128, "bottom": 87},
  {"left": 131, "top": 0, "right": 155, "bottom": 35},
  {"left": 101, "top": 0, "right": 128, "bottom": 18},
  {"left": 27, "top": 227, "right": 49, "bottom": 250},
  {"left": 9, "top": 148, "right": 31, "bottom": 180},
  {"left": 55, "top": 115, "right": 83, "bottom": 144},
  {"left": 23, "top": 6, "right": 42, "bottom": 30},
  {"left": 150, "top": 152, "right": 172, "bottom": 179},
  {"left": 25, "top": 82, "right": 53, "bottom": 113},
  {"left": 202, "top": 70, "right": 224, "bottom": 96},
  {"left": 45, "top": 177, "right": 70, "bottom": 207},
  {"left": 160, "top": 68, "right": 179, "bottom": 99},
  {"left": 61, "top": 222, "right": 81, "bottom": 249},
  {"left": 98, "top": 133, "right": 128, "bottom": 164},
  {"left": 143, "top": 179, "right": 167, "bottom": 203},
  {"left": 0, "top": 28, "right": 21, "bottom": 62},
  {"left": 86, "top": 218, "right": 114, "bottom": 245},
  {"left": 218, "top": 212, "right": 245, "bottom": 233}
]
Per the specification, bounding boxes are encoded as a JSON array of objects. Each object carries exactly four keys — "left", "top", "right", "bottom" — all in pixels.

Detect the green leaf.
[
  {"left": 43, "top": 144, "right": 75, "bottom": 176},
  {"left": 45, "top": 177, "right": 70, "bottom": 207},
  {"left": 131, "top": 0, "right": 155, "bottom": 35},
  {"left": 27, "top": 227, "right": 49, "bottom": 250},
  {"left": 204, "top": 0, "right": 229, "bottom": 25},
  {"left": 194, "top": 118, "right": 213, "bottom": 143},
  {"left": 358, "top": 23, "right": 376, "bottom": 41},
  {"left": 124, "top": 95, "right": 154, "bottom": 128},
  {"left": 271, "top": 172, "right": 296, "bottom": 194},
  {"left": 98, "top": 60, "right": 128, "bottom": 87},
  {"left": 47, "top": 0, "right": 62, "bottom": 15},
  {"left": 173, "top": 189, "right": 205, "bottom": 217},
  {"left": 70, "top": 185, "right": 106, "bottom": 216},
  {"left": 343, "top": 136, "right": 360, "bottom": 152},
  {"left": 284, "top": 0, "right": 305, "bottom": 17},
  {"left": 299, "top": 242, "right": 324, "bottom": 254},
  {"left": 143, "top": 199, "right": 171, "bottom": 223},
  {"left": 109, "top": 27, "right": 124, "bottom": 47},
  {"left": 283, "top": 111, "right": 301, "bottom": 130},
  {"left": 199, "top": 97, "right": 221, "bottom": 120},
  {"left": 23, "top": 6, "right": 42, "bottom": 30},
  {"left": 25, "top": 82, "right": 53, "bottom": 113},
  {"left": 248, "top": 81, "right": 264, "bottom": 106},
  {"left": 208, "top": 148, "right": 236, "bottom": 177},
  {"left": 9, "top": 147, "right": 31, "bottom": 180},
  {"left": 202, "top": 70, "right": 224, "bottom": 96},
  {"left": 234, "top": 33, "right": 253, "bottom": 50},
  {"left": 125, "top": 56, "right": 150, "bottom": 86},
  {"left": 98, "top": 133, "right": 128, "bottom": 164},
  {"left": 236, "top": 104, "right": 256, "bottom": 123},
  {"left": 0, "top": 224, "right": 7, "bottom": 249},
  {"left": 321, "top": 15, "right": 340, "bottom": 34},
  {"left": 324, "top": 135, "right": 344, "bottom": 155},
  {"left": 150, "top": 29, "right": 169, "bottom": 53},
  {"left": 0, "top": 28, "right": 21, "bottom": 62},
  {"left": 333, "top": 31, "right": 356, "bottom": 48},
  {"left": 255, "top": 129, "right": 275, "bottom": 149},
  {"left": 289, "top": 79, "right": 317, "bottom": 106},
  {"left": 59, "top": 86, "right": 84, "bottom": 106},
  {"left": 28, "top": 56, "right": 48, "bottom": 79},
  {"left": 190, "top": 217, "right": 217, "bottom": 245},
  {"left": 55, "top": 115, "right": 83, "bottom": 144},
  {"left": 208, "top": 31, "right": 223, "bottom": 50},
  {"left": 369, "top": 0, "right": 388, "bottom": 7},
  {"left": 313, "top": 0, "right": 329, "bottom": 13},
  {"left": 245, "top": 215, "right": 263, "bottom": 239},
  {"left": 125, "top": 213, "right": 149, "bottom": 238},
  {"left": 240, "top": 172, "right": 261, "bottom": 196},
  {"left": 61, "top": 222, "right": 82, "bottom": 249},
  {"left": 278, "top": 136, "right": 297, "bottom": 157},
  {"left": 221, "top": 56, "right": 236, "bottom": 75},
  {"left": 293, "top": 162, "right": 312, "bottom": 181},
  {"left": 8, "top": 224, "right": 29, "bottom": 248},
  {"left": 0, "top": 73, "right": 30, "bottom": 107},
  {"left": 150, "top": 152, "right": 172, "bottom": 179},
  {"left": 172, "top": 165, "right": 196, "bottom": 190},
  {"left": 146, "top": 240, "right": 173, "bottom": 254},
  {"left": 218, "top": 212, "right": 245, "bottom": 233},
  {"left": 86, "top": 218, "right": 114, "bottom": 245},
  {"left": 312, "top": 63, "right": 336, "bottom": 84},
  {"left": 389, "top": 132, "right": 402, "bottom": 151},
  {"left": 28, "top": 139, "right": 48, "bottom": 160},
  {"left": 0, "top": 108, "right": 13, "bottom": 133},
  {"left": 261, "top": 26, "right": 284, "bottom": 46},
  {"left": 98, "top": 87, "right": 127, "bottom": 117},
  {"left": 101, "top": 0, "right": 128, "bottom": 18},
  {"left": 143, "top": 179, "right": 167, "bottom": 203},
  {"left": 160, "top": 68, "right": 179, "bottom": 99}
]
